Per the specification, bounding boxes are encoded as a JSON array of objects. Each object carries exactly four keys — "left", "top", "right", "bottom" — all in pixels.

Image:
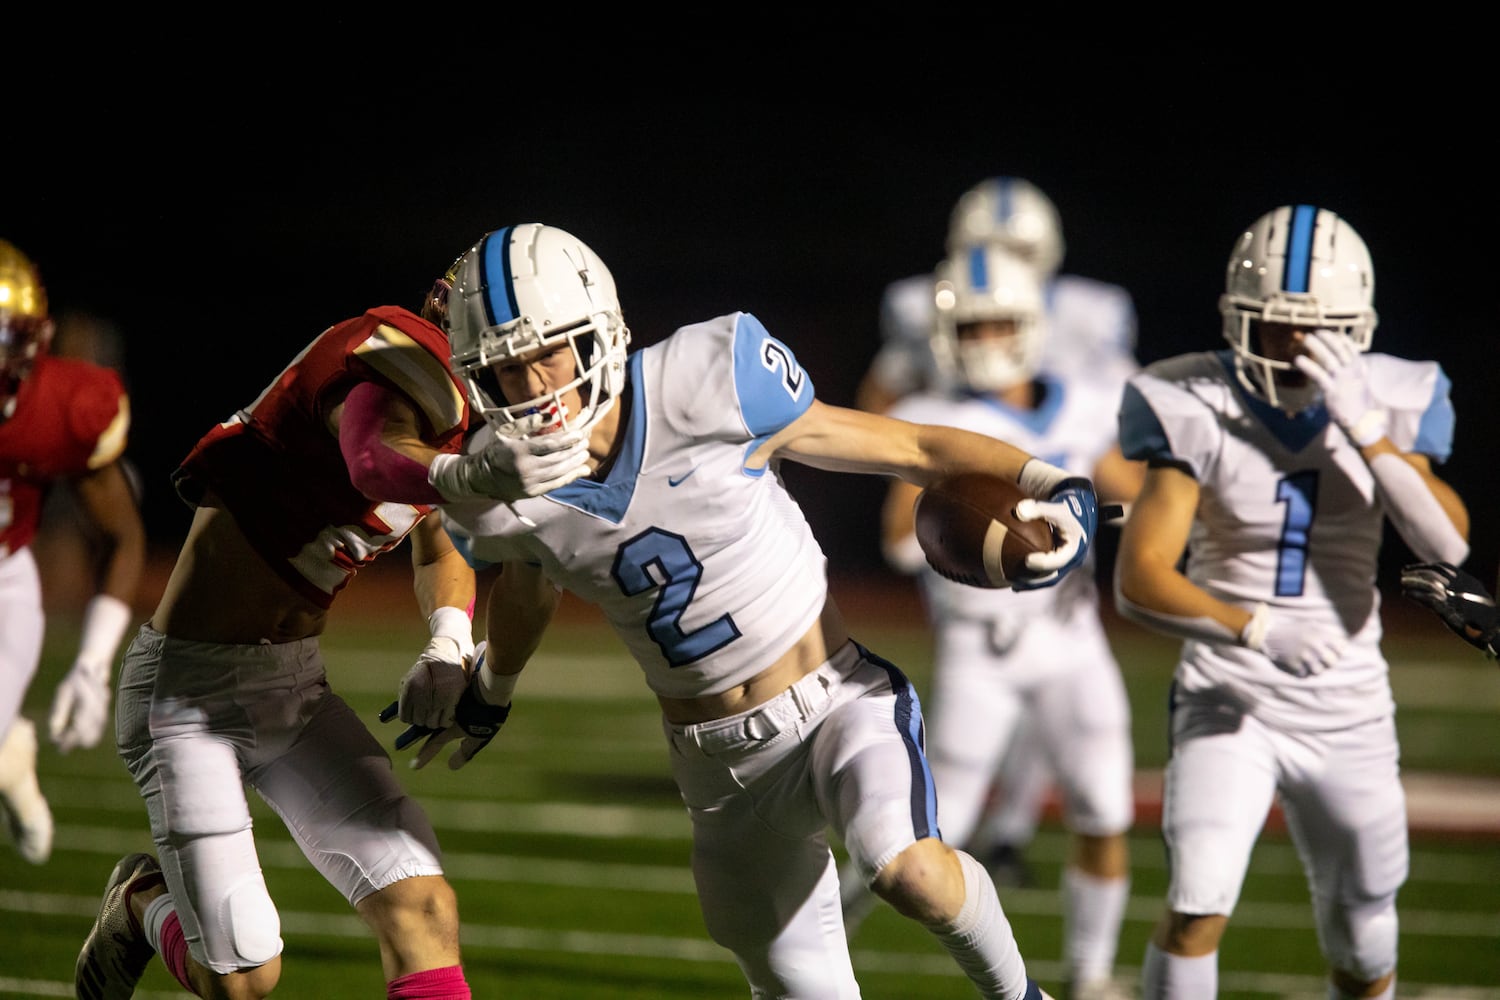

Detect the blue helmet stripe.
[
  {"left": 481, "top": 226, "right": 520, "bottom": 327},
  {"left": 967, "top": 244, "right": 988, "bottom": 290},
  {"left": 995, "top": 177, "right": 1014, "bottom": 224},
  {"left": 1284, "top": 205, "right": 1317, "bottom": 293}
]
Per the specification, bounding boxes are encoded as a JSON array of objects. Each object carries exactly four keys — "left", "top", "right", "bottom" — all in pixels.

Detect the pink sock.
[
  {"left": 387, "top": 965, "right": 471, "bottom": 999},
  {"left": 155, "top": 910, "right": 194, "bottom": 992}
]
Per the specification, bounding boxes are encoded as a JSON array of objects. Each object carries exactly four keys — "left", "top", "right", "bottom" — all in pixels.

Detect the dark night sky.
[{"left": 12, "top": 67, "right": 1495, "bottom": 587}]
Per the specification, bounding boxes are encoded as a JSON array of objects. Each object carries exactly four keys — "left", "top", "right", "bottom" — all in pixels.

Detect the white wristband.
[
  {"left": 427, "top": 453, "right": 471, "bottom": 502},
  {"left": 1348, "top": 409, "right": 1388, "bottom": 449},
  {"left": 476, "top": 658, "right": 519, "bottom": 707},
  {"left": 427, "top": 605, "right": 472, "bottom": 644},
  {"left": 1238, "top": 602, "right": 1271, "bottom": 649},
  {"left": 77, "top": 594, "right": 133, "bottom": 674},
  {"left": 1016, "top": 458, "right": 1073, "bottom": 500}
]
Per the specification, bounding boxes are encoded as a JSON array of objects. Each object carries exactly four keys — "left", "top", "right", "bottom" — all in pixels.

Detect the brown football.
[{"left": 913, "top": 472, "right": 1056, "bottom": 588}]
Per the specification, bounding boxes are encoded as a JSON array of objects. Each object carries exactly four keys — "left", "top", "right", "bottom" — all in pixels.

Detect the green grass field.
[{"left": 4, "top": 576, "right": 1499, "bottom": 999}]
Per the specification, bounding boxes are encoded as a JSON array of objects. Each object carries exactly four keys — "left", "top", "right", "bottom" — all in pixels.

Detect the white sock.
[
  {"left": 142, "top": 894, "right": 174, "bottom": 953},
  {"left": 1141, "top": 941, "right": 1216, "bottom": 999},
  {"left": 928, "top": 850, "right": 1030, "bottom": 1000},
  {"left": 1063, "top": 866, "right": 1129, "bottom": 984}
]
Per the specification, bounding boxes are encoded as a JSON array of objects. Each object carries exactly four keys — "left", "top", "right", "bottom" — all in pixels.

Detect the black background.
[{"left": 12, "top": 68, "right": 1494, "bottom": 590}]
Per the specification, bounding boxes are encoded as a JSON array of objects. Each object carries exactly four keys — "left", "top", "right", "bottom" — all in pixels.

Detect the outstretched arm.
[
  {"left": 755, "top": 399, "right": 1037, "bottom": 487},
  {"left": 48, "top": 459, "right": 145, "bottom": 753},
  {"left": 759, "top": 399, "right": 1099, "bottom": 589}
]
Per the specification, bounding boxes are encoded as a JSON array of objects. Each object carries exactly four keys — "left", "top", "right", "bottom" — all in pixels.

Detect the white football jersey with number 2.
[{"left": 442, "top": 312, "right": 828, "bottom": 701}]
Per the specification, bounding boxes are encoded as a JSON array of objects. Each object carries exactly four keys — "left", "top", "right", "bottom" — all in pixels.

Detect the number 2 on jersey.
[{"left": 612, "top": 527, "right": 742, "bottom": 667}]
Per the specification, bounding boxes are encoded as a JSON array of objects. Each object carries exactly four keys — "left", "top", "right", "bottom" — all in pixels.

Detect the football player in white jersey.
[
  {"left": 1114, "top": 205, "right": 1470, "bottom": 1000},
  {"left": 856, "top": 177, "right": 1139, "bottom": 884},
  {"left": 857, "top": 175, "right": 1139, "bottom": 413},
  {"left": 416, "top": 223, "right": 1112, "bottom": 1000},
  {"left": 839, "top": 243, "right": 1143, "bottom": 1000}
]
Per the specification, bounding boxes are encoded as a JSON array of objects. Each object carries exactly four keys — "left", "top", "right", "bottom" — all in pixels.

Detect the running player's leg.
[
  {"left": 1141, "top": 693, "right": 1279, "bottom": 1000},
  {"left": 826, "top": 644, "right": 1043, "bottom": 1000},
  {"left": 1280, "top": 717, "right": 1406, "bottom": 1000},
  {"left": 1034, "top": 650, "right": 1134, "bottom": 998}
]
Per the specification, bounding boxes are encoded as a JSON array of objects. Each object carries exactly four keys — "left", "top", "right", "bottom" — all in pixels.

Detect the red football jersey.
[
  {"left": 0, "top": 356, "right": 130, "bottom": 558},
  {"left": 174, "top": 306, "right": 469, "bottom": 608}
]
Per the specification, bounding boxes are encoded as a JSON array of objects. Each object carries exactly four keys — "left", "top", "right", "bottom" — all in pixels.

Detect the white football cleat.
[{"left": 0, "top": 717, "right": 54, "bottom": 864}]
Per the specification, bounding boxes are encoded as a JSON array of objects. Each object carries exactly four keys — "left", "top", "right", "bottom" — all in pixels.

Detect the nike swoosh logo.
[{"left": 668, "top": 466, "right": 700, "bottom": 487}]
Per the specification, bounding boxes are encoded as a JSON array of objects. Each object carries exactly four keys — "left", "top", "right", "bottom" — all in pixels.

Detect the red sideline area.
[{"left": 58, "top": 542, "right": 1500, "bottom": 843}]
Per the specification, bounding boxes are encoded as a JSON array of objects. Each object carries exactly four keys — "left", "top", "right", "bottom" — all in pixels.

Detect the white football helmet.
[
  {"left": 447, "top": 224, "right": 630, "bottom": 438},
  {"left": 1219, "top": 205, "right": 1377, "bottom": 411},
  {"left": 931, "top": 244, "right": 1047, "bottom": 393},
  {"left": 946, "top": 176, "right": 1065, "bottom": 277}
]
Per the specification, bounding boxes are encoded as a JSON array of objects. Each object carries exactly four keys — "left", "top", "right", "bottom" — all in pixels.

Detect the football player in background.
[
  {"left": 855, "top": 176, "right": 1140, "bottom": 887},
  {"left": 839, "top": 243, "right": 1143, "bottom": 1000},
  {"left": 74, "top": 270, "right": 588, "bottom": 1000},
  {"left": 1114, "top": 206, "right": 1469, "bottom": 999},
  {"left": 0, "top": 238, "right": 144, "bottom": 866},
  {"left": 414, "top": 222, "right": 1107, "bottom": 1000},
  {"left": 1400, "top": 560, "right": 1500, "bottom": 658}
]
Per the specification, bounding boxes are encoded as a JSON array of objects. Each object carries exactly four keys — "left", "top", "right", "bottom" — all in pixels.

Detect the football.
[{"left": 913, "top": 472, "right": 1056, "bottom": 588}]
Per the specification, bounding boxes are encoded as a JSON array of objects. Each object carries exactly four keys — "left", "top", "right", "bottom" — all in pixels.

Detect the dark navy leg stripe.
[{"left": 855, "top": 641, "right": 939, "bottom": 842}]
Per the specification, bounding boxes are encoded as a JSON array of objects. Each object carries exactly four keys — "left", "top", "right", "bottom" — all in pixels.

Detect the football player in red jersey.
[
  {"left": 0, "top": 238, "right": 145, "bottom": 866},
  {"left": 75, "top": 263, "right": 593, "bottom": 1000}
]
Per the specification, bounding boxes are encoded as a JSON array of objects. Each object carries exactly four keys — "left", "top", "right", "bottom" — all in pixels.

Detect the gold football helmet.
[{"left": 0, "top": 239, "right": 54, "bottom": 415}]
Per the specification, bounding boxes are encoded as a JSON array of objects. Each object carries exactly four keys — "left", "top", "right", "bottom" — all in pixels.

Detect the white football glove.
[
  {"left": 384, "top": 641, "right": 513, "bottom": 770},
  {"left": 1012, "top": 477, "right": 1099, "bottom": 591},
  {"left": 396, "top": 607, "right": 475, "bottom": 730},
  {"left": 48, "top": 594, "right": 132, "bottom": 754},
  {"left": 1293, "top": 330, "right": 1387, "bottom": 447},
  {"left": 48, "top": 655, "right": 112, "bottom": 754},
  {"left": 1239, "top": 602, "right": 1346, "bottom": 678},
  {"left": 429, "top": 420, "right": 590, "bottom": 503}
]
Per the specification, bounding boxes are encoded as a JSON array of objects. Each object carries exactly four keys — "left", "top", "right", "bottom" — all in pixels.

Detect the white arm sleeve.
[{"left": 1369, "top": 452, "right": 1469, "bottom": 566}]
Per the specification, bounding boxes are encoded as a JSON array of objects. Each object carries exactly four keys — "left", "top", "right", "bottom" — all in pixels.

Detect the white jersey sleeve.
[
  {"left": 1117, "top": 348, "right": 1456, "bottom": 730},
  {"left": 865, "top": 272, "right": 943, "bottom": 398},
  {"left": 441, "top": 312, "right": 831, "bottom": 700},
  {"left": 1039, "top": 273, "right": 1139, "bottom": 383}
]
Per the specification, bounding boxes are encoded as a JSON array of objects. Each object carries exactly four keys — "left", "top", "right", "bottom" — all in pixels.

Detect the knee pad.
[
  {"left": 1318, "top": 894, "right": 1397, "bottom": 982},
  {"left": 219, "top": 872, "right": 283, "bottom": 968}
]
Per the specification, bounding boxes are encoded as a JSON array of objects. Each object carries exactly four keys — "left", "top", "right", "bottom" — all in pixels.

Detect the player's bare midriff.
[
  {"left": 655, "top": 596, "right": 851, "bottom": 725},
  {"left": 150, "top": 501, "right": 331, "bottom": 645}
]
